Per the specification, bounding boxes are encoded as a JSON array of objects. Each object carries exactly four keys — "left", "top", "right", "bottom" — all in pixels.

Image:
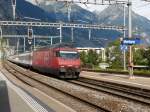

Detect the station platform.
[
  {"left": 81, "top": 71, "right": 150, "bottom": 90},
  {"left": 0, "top": 71, "right": 54, "bottom": 112}
]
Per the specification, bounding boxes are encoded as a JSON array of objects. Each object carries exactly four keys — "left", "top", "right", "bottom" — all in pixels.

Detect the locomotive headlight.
[
  {"left": 60, "top": 66, "right": 66, "bottom": 72},
  {"left": 75, "top": 66, "right": 79, "bottom": 68},
  {"left": 75, "top": 66, "right": 80, "bottom": 72},
  {"left": 60, "top": 66, "right": 65, "bottom": 68}
]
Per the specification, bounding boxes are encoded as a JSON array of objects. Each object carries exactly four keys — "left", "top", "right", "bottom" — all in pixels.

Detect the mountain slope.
[
  {"left": 16, "top": 0, "right": 56, "bottom": 21},
  {"left": 96, "top": 4, "right": 150, "bottom": 32},
  {"left": 95, "top": 4, "right": 150, "bottom": 44},
  {"left": 0, "top": 0, "right": 12, "bottom": 20},
  {"left": 1, "top": 0, "right": 150, "bottom": 47}
]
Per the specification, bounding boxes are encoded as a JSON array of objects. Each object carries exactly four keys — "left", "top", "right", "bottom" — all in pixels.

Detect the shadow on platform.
[{"left": 0, "top": 81, "right": 11, "bottom": 112}]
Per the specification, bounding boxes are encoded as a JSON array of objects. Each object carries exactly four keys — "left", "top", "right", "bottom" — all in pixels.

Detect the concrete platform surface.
[
  {"left": 81, "top": 71, "right": 150, "bottom": 90},
  {"left": 0, "top": 71, "right": 54, "bottom": 112}
]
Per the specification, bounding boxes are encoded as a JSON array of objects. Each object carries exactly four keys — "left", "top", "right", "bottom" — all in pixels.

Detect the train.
[{"left": 8, "top": 43, "right": 81, "bottom": 79}]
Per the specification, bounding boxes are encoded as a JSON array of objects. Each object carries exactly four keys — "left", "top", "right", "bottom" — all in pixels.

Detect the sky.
[{"left": 26, "top": 0, "right": 150, "bottom": 20}]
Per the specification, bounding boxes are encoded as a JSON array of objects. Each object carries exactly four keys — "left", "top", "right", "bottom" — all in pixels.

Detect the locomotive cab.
[{"left": 55, "top": 50, "right": 81, "bottom": 79}]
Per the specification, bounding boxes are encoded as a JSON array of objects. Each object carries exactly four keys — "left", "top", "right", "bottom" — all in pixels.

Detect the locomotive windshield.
[{"left": 56, "top": 51, "right": 79, "bottom": 59}]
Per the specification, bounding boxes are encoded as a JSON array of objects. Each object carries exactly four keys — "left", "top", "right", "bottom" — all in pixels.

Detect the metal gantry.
[
  {"left": 2, "top": 35, "right": 60, "bottom": 39},
  {"left": 0, "top": 21, "right": 125, "bottom": 31},
  {"left": 0, "top": 20, "right": 125, "bottom": 45},
  {"left": 45, "top": 0, "right": 127, "bottom": 5},
  {"left": 3, "top": 35, "right": 60, "bottom": 53}
]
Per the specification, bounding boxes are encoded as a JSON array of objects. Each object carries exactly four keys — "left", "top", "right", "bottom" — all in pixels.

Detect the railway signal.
[{"left": 28, "top": 27, "right": 33, "bottom": 45}]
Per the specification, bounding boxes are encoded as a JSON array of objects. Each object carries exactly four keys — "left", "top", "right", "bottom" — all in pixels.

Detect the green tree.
[
  {"left": 133, "top": 48, "right": 147, "bottom": 65},
  {"left": 79, "top": 50, "right": 101, "bottom": 68},
  {"left": 87, "top": 50, "right": 100, "bottom": 66},
  {"left": 108, "top": 39, "right": 123, "bottom": 69},
  {"left": 80, "top": 51, "right": 87, "bottom": 66},
  {"left": 143, "top": 47, "right": 150, "bottom": 66}
]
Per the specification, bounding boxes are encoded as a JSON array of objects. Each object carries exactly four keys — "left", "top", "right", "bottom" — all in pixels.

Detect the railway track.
[
  {"left": 68, "top": 77, "right": 150, "bottom": 105},
  {"left": 3, "top": 61, "right": 150, "bottom": 112},
  {"left": 3, "top": 61, "right": 109, "bottom": 112}
]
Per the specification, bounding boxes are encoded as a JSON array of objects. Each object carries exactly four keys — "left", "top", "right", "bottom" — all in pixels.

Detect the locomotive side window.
[
  {"left": 56, "top": 51, "right": 60, "bottom": 57},
  {"left": 56, "top": 51, "right": 79, "bottom": 59}
]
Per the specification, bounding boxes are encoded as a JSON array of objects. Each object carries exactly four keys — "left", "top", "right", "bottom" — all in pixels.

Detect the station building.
[{"left": 76, "top": 47, "right": 104, "bottom": 54}]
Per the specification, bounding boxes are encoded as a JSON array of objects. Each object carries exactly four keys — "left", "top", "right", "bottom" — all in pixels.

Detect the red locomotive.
[{"left": 9, "top": 43, "right": 81, "bottom": 79}]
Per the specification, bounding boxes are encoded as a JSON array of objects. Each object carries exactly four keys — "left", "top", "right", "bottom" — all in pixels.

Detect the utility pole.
[
  {"left": 0, "top": 26, "right": 2, "bottom": 59},
  {"left": 12, "top": 0, "right": 16, "bottom": 20},
  {"left": 33, "top": 35, "right": 35, "bottom": 50},
  {"left": 59, "top": 24, "right": 62, "bottom": 43},
  {"left": 17, "top": 38, "right": 19, "bottom": 55},
  {"left": 123, "top": 4, "right": 127, "bottom": 71},
  {"left": 67, "top": 3, "right": 71, "bottom": 22},
  {"left": 89, "top": 29, "right": 91, "bottom": 40},
  {"left": 71, "top": 27, "right": 74, "bottom": 42},
  {"left": 24, "top": 37, "right": 25, "bottom": 52},
  {"left": 67, "top": 3, "right": 74, "bottom": 42},
  {"left": 51, "top": 37, "right": 53, "bottom": 45},
  {"left": 0, "top": 26, "right": 3, "bottom": 59},
  {"left": 128, "top": 0, "right": 134, "bottom": 78},
  {"left": 6, "top": 39, "right": 9, "bottom": 48},
  {"left": 0, "top": 26, "right": 2, "bottom": 40}
]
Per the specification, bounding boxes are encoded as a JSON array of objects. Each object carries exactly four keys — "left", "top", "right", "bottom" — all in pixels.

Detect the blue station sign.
[
  {"left": 120, "top": 45, "right": 128, "bottom": 51},
  {"left": 122, "top": 38, "right": 141, "bottom": 45}
]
